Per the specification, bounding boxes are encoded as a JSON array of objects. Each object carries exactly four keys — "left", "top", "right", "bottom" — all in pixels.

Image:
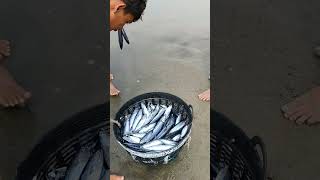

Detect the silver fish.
[
  {"left": 216, "top": 166, "right": 231, "bottom": 180},
  {"left": 132, "top": 109, "right": 143, "bottom": 131},
  {"left": 168, "top": 121, "right": 186, "bottom": 134},
  {"left": 123, "top": 142, "right": 142, "bottom": 151},
  {"left": 147, "top": 103, "right": 152, "bottom": 112},
  {"left": 123, "top": 118, "right": 130, "bottom": 135},
  {"left": 175, "top": 114, "right": 182, "bottom": 125},
  {"left": 143, "top": 104, "right": 160, "bottom": 126},
  {"left": 150, "top": 103, "right": 156, "bottom": 110},
  {"left": 152, "top": 120, "right": 165, "bottom": 139},
  {"left": 141, "top": 102, "right": 149, "bottom": 116},
  {"left": 129, "top": 108, "right": 139, "bottom": 129},
  {"left": 143, "top": 145, "right": 174, "bottom": 151},
  {"left": 135, "top": 114, "right": 148, "bottom": 131},
  {"left": 159, "top": 139, "right": 177, "bottom": 146},
  {"left": 180, "top": 124, "right": 189, "bottom": 139},
  {"left": 149, "top": 108, "right": 165, "bottom": 124},
  {"left": 172, "top": 134, "right": 181, "bottom": 141},
  {"left": 65, "top": 147, "right": 91, "bottom": 180},
  {"left": 123, "top": 135, "right": 141, "bottom": 144},
  {"left": 154, "top": 126, "right": 167, "bottom": 140},
  {"left": 140, "top": 130, "right": 154, "bottom": 144},
  {"left": 155, "top": 116, "right": 175, "bottom": 139},
  {"left": 80, "top": 150, "right": 104, "bottom": 180},
  {"left": 152, "top": 112, "right": 171, "bottom": 138},
  {"left": 141, "top": 140, "right": 163, "bottom": 149},
  {"left": 162, "top": 105, "right": 173, "bottom": 120},
  {"left": 131, "top": 133, "right": 146, "bottom": 139},
  {"left": 139, "top": 123, "right": 156, "bottom": 133}
]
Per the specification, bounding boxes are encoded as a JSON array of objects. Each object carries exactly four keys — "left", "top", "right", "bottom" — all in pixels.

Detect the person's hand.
[{"left": 111, "top": 174, "right": 124, "bottom": 180}]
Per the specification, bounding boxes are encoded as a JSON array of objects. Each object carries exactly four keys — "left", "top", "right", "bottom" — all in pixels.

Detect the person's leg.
[
  {"left": 110, "top": 73, "right": 120, "bottom": 96},
  {"left": 0, "top": 40, "right": 10, "bottom": 62},
  {"left": 281, "top": 87, "right": 320, "bottom": 125},
  {"left": 0, "top": 40, "right": 31, "bottom": 107},
  {"left": 0, "top": 66, "right": 32, "bottom": 107},
  {"left": 198, "top": 89, "right": 210, "bottom": 101}
]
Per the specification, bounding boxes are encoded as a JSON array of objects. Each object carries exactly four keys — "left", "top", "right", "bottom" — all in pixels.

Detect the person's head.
[{"left": 110, "top": 0, "right": 147, "bottom": 31}]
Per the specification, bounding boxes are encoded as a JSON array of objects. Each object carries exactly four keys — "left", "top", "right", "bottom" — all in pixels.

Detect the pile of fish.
[
  {"left": 37, "top": 130, "right": 109, "bottom": 180},
  {"left": 120, "top": 101, "right": 190, "bottom": 153}
]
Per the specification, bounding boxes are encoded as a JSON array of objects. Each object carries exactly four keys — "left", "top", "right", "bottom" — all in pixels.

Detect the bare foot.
[
  {"left": 110, "top": 81, "right": 120, "bottom": 96},
  {"left": 110, "top": 175, "right": 124, "bottom": 180},
  {"left": 198, "top": 89, "right": 210, "bottom": 101},
  {"left": 0, "top": 65, "right": 31, "bottom": 107},
  {"left": 0, "top": 40, "right": 10, "bottom": 61},
  {"left": 281, "top": 87, "right": 320, "bottom": 125}
]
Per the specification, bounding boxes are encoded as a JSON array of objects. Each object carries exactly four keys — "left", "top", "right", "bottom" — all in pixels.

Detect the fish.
[
  {"left": 154, "top": 115, "right": 175, "bottom": 139},
  {"left": 150, "top": 103, "right": 156, "bottom": 110},
  {"left": 64, "top": 147, "right": 91, "bottom": 180},
  {"left": 154, "top": 125, "right": 167, "bottom": 140},
  {"left": 180, "top": 124, "right": 189, "bottom": 139},
  {"left": 163, "top": 105, "right": 173, "bottom": 119},
  {"left": 151, "top": 120, "right": 165, "bottom": 139},
  {"left": 160, "top": 139, "right": 173, "bottom": 146},
  {"left": 131, "top": 133, "right": 146, "bottom": 139},
  {"left": 143, "top": 145, "right": 174, "bottom": 151},
  {"left": 140, "top": 130, "right": 154, "bottom": 144},
  {"left": 159, "top": 139, "right": 177, "bottom": 146},
  {"left": 215, "top": 166, "right": 231, "bottom": 180},
  {"left": 118, "top": 30, "right": 123, "bottom": 49},
  {"left": 168, "top": 121, "right": 186, "bottom": 135},
  {"left": 122, "top": 28, "right": 130, "bottom": 44},
  {"left": 123, "top": 117, "right": 130, "bottom": 135},
  {"left": 142, "top": 104, "right": 160, "bottom": 126},
  {"left": 141, "top": 102, "right": 149, "bottom": 116},
  {"left": 149, "top": 108, "right": 166, "bottom": 124},
  {"left": 124, "top": 142, "right": 142, "bottom": 151},
  {"left": 134, "top": 114, "right": 148, "bottom": 131},
  {"left": 99, "top": 131, "right": 109, "bottom": 167},
  {"left": 175, "top": 114, "right": 182, "bottom": 125},
  {"left": 129, "top": 108, "right": 139, "bottom": 129},
  {"left": 172, "top": 134, "right": 181, "bottom": 141},
  {"left": 147, "top": 102, "right": 152, "bottom": 112},
  {"left": 80, "top": 150, "right": 104, "bottom": 180},
  {"left": 123, "top": 135, "right": 141, "bottom": 144},
  {"left": 132, "top": 109, "right": 143, "bottom": 131},
  {"left": 141, "top": 140, "right": 163, "bottom": 149},
  {"left": 139, "top": 123, "right": 156, "bottom": 134}
]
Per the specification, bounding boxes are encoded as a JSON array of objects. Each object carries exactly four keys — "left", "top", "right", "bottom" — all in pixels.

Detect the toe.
[
  {"left": 283, "top": 104, "right": 303, "bottom": 118},
  {"left": 288, "top": 110, "right": 304, "bottom": 121},
  {"left": 295, "top": 114, "right": 311, "bottom": 125}
]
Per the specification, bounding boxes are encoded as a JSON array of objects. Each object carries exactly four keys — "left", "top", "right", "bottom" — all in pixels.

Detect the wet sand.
[
  {"left": 0, "top": 0, "right": 107, "bottom": 178},
  {"left": 213, "top": 0, "right": 320, "bottom": 179},
  {"left": 110, "top": 0, "right": 210, "bottom": 179}
]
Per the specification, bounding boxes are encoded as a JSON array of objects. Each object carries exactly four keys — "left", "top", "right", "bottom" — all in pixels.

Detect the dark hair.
[{"left": 123, "top": 0, "right": 147, "bottom": 22}]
